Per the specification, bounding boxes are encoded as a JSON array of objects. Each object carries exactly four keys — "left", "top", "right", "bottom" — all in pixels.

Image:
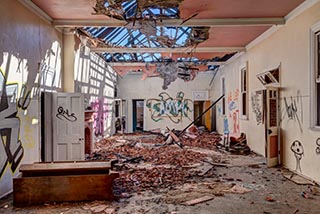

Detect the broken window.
[
  {"left": 257, "top": 67, "right": 279, "bottom": 86},
  {"left": 240, "top": 63, "right": 248, "bottom": 118}
]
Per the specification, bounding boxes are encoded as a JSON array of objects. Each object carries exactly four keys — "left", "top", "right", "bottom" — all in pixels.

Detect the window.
[
  {"left": 311, "top": 22, "right": 320, "bottom": 129},
  {"left": 240, "top": 63, "right": 248, "bottom": 119},
  {"left": 221, "top": 76, "right": 226, "bottom": 115}
]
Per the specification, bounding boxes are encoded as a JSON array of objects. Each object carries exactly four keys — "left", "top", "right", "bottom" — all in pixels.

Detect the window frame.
[
  {"left": 310, "top": 22, "right": 320, "bottom": 130},
  {"left": 239, "top": 62, "right": 248, "bottom": 120}
]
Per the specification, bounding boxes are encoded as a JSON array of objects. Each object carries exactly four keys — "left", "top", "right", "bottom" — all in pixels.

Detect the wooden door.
[
  {"left": 53, "top": 93, "right": 84, "bottom": 161},
  {"left": 266, "top": 88, "right": 279, "bottom": 167}
]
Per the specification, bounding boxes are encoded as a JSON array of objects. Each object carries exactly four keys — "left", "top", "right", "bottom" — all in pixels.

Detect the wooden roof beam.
[{"left": 53, "top": 17, "right": 285, "bottom": 28}]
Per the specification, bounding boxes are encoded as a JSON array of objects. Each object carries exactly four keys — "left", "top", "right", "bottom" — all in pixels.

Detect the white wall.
[
  {"left": 118, "top": 72, "right": 215, "bottom": 132},
  {"left": 74, "top": 46, "right": 117, "bottom": 138},
  {"left": 0, "top": 0, "right": 63, "bottom": 197},
  {"left": 212, "top": 1, "right": 320, "bottom": 182}
]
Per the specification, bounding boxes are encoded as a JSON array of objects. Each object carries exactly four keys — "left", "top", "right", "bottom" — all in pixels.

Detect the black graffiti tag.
[
  {"left": 282, "top": 91, "right": 303, "bottom": 133},
  {"left": 56, "top": 106, "right": 77, "bottom": 122},
  {"left": 291, "top": 140, "right": 304, "bottom": 173},
  {"left": 316, "top": 138, "right": 320, "bottom": 155},
  {"left": 0, "top": 71, "right": 25, "bottom": 178}
]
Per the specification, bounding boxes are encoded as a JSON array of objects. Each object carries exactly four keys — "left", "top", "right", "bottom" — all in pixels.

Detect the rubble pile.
[
  {"left": 183, "top": 132, "right": 222, "bottom": 150},
  {"left": 89, "top": 130, "right": 252, "bottom": 196},
  {"left": 114, "top": 167, "right": 194, "bottom": 193}
]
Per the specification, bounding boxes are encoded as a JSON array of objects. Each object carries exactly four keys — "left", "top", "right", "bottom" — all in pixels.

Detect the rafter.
[
  {"left": 91, "top": 47, "right": 245, "bottom": 53},
  {"left": 108, "top": 61, "right": 226, "bottom": 66}
]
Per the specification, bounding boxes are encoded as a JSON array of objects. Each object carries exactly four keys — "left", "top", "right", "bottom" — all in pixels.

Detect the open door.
[
  {"left": 204, "top": 101, "right": 212, "bottom": 131},
  {"left": 53, "top": 93, "right": 84, "bottom": 161},
  {"left": 132, "top": 100, "right": 144, "bottom": 132},
  {"left": 266, "top": 88, "right": 279, "bottom": 167}
]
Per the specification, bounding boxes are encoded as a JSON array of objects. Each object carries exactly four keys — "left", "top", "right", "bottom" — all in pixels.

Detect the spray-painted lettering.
[{"left": 146, "top": 91, "right": 192, "bottom": 124}]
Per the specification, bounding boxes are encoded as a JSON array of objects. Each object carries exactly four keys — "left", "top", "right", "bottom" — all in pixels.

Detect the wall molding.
[
  {"left": 246, "top": 0, "right": 320, "bottom": 51},
  {"left": 17, "top": 0, "right": 52, "bottom": 24},
  {"left": 285, "top": 0, "right": 320, "bottom": 22}
]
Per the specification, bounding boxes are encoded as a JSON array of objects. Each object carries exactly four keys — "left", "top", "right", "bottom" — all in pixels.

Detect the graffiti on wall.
[
  {"left": 223, "top": 116, "right": 229, "bottom": 133},
  {"left": 56, "top": 106, "right": 77, "bottom": 122},
  {"left": 281, "top": 91, "right": 303, "bottom": 133},
  {"left": 91, "top": 98, "right": 109, "bottom": 136},
  {"left": 316, "top": 138, "right": 320, "bottom": 155},
  {"left": 227, "top": 89, "right": 239, "bottom": 133},
  {"left": 146, "top": 91, "right": 192, "bottom": 124},
  {"left": 0, "top": 69, "right": 31, "bottom": 178},
  {"left": 251, "top": 91, "right": 263, "bottom": 125},
  {"left": 291, "top": 140, "right": 304, "bottom": 173}
]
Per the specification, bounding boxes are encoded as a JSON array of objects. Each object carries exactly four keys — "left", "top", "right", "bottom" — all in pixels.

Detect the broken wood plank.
[
  {"left": 13, "top": 173, "right": 119, "bottom": 206},
  {"left": 183, "top": 196, "right": 214, "bottom": 206}
]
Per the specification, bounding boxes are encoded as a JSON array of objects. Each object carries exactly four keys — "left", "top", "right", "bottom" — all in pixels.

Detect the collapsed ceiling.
[
  {"left": 92, "top": 0, "right": 183, "bottom": 21},
  {"left": 74, "top": 0, "right": 219, "bottom": 88},
  {"left": 28, "top": 0, "right": 306, "bottom": 89}
]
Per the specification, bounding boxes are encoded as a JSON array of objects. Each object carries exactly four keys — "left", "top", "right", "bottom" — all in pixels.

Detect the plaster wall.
[
  {"left": 212, "top": 1, "right": 320, "bottom": 182},
  {"left": 118, "top": 72, "right": 215, "bottom": 132},
  {"left": 74, "top": 46, "right": 117, "bottom": 138},
  {"left": 0, "top": 0, "right": 62, "bottom": 197}
]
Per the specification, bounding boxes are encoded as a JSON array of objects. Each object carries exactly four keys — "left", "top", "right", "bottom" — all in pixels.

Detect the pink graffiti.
[
  {"left": 232, "top": 109, "right": 240, "bottom": 134},
  {"left": 91, "top": 98, "right": 109, "bottom": 136}
]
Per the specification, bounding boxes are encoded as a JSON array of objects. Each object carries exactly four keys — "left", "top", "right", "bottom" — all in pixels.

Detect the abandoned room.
[{"left": 1, "top": 0, "right": 320, "bottom": 213}]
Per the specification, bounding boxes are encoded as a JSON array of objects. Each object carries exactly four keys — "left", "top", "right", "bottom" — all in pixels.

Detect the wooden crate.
[{"left": 13, "top": 161, "right": 119, "bottom": 206}]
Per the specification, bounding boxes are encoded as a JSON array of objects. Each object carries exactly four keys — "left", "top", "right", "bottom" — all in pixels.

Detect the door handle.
[{"left": 267, "top": 129, "right": 272, "bottom": 134}]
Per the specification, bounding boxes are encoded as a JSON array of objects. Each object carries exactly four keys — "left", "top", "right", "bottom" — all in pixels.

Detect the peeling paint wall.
[
  {"left": 0, "top": 0, "right": 62, "bottom": 197},
  {"left": 74, "top": 46, "right": 117, "bottom": 138},
  {"left": 118, "top": 72, "right": 214, "bottom": 132},
  {"left": 211, "top": 1, "right": 320, "bottom": 183}
]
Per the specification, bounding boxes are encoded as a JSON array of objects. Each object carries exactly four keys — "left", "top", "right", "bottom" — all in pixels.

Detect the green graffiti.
[{"left": 146, "top": 91, "right": 193, "bottom": 124}]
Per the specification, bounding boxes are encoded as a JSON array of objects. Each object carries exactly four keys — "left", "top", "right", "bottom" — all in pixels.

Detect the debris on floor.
[
  {"left": 3, "top": 129, "right": 320, "bottom": 213},
  {"left": 86, "top": 130, "right": 257, "bottom": 200},
  {"left": 282, "top": 170, "right": 317, "bottom": 185}
]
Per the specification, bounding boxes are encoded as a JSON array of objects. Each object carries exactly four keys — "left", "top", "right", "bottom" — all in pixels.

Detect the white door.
[
  {"left": 266, "top": 88, "right": 279, "bottom": 167},
  {"left": 53, "top": 93, "right": 84, "bottom": 161}
]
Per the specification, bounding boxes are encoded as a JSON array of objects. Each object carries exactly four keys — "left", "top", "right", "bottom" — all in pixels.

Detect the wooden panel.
[
  {"left": 13, "top": 173, "right": 119, "bottom": 206},
  {"left": 20, "top": 162, "right": 112, "bottom": 177},
  {"left": 204, "top": 101, "right": 212, "bottom": 131},
  {"left": 270, "top": 135, "right": 278, "bottom": 158}
]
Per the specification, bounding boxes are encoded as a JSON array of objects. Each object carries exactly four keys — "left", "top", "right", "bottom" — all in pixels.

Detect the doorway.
[
  {"left": 265, "top": 88, "right": 279, "bottom": 167},
  {"left": 193, "top": 100, "right": 212, "bottom": 131},
  {"left": 132, "top": 100, "right": 144, "bottom": 132}
]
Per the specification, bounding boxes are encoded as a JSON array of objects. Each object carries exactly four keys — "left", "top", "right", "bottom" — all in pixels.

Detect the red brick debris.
[{"left": 88, "top": 132, "right": 223, "bottom": 194}]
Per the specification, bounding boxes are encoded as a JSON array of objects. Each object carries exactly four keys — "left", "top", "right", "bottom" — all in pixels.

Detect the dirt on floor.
[{"left": 1, "top": 131, "right": 320, "bottom": 214}]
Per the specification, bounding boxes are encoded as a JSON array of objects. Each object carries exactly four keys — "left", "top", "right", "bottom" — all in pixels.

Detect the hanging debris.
[
  {"left": 187, "top": 27, "right": 210, "bottom": 46},
  {"left": 156, "top": 62, "right": 178, "bottom": 90},
  {"left": 93, "top": 0, "right": 183, "bottom": 21},
  {"left": 92, "top": 0, "right": 126, "bottom": 20},
  {"left": 156, "top": 62, "right": 198, "bottom": 90}
]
